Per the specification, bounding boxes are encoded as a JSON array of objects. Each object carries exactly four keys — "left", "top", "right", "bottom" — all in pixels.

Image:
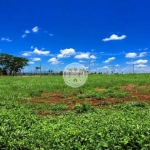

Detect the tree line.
[{"left": 0, "top": 53, "right": 29, "bottom": 75}]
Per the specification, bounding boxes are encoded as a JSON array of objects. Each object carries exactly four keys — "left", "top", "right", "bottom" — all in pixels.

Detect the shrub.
[{"left": 74, "top": 101, "right": 92, "bottom": 113}]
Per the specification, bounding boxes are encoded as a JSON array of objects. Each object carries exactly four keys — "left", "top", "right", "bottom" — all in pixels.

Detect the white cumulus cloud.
[
  {"left": 22, "top": 48, "right": 50, "bottom": 56},
  {"left": 32, "top": 26, "right": 39, "bottom": 33},
  {"left": 57, "top": 54, "right": 64, "bottom": 58},
  {"left": 28, "top": 61, "right": 34, "bottom": 65},
  {"left": 31, "top": 46, "right": 34, "bottom": 49},
  {"left": 74, "top": 53, "right": 96, "bottom": 59},
  {"left": 102, "top": 34, "right": 126, "bottom": 42},
  {"left": 126, "top": 52, "right": 147, "bottom": 58},
  {"left": 127, "top": 59, "right": 148, "bottom": 65},
  {"left": 60, "top": 48, "right": 75, "bottom": 56},
  {"left": 1, "top": 37, "right": 12, "bottom": 42},
  {"left": 75, "top": 53, "right": 89, "bottom": 59},
  {"left": 22, "top": 30, "right": 31, "bottom": 38},
  {"left": 138, "top": 52, "right": 147, "bottom": 57},
  {"left": 144, "top": 48, "right": 148, "bottom": 51},
  {"left": 102, "top": 66, "right": 109, "bottom": 69},
  {"left": 79, "top": 60, "right": 85, "bottom": 63},
  {"left": 25, "top": 30, "right": 30, "bottom": 34},
  {"left": 115, "top": 64, "right": 120, "bottom": 67},
  {"left": 22, "top": 52, "right": 31, "bottom": 56},
  {"left": 57, "top": 48, "right": 76, "bottom": 58},
  {"left": 134, "top": 59, "right": 148, "bottom": 64},
  {"left": 22, "top": 34, "right": 26, "bottom": 38},
  {"left": 135, "top": 64, "right": 147, "bottom": 68},
  {"left": 32, "top": 58, "right": 41, "bottom": 61},
  {"left": 90, "top": 55, "right": 97, "bottom": 59},
  {"left": 48, "top": 57, "right": 59, "bottom": 64},
  {"left": 125, "top": 53, "right": 137, "bottom": 58},
  {"left": 103, "top": 57, "right": 115, "bottom": 63},
  {"left": 33, "top": 48, "right": 49, "bottom": 55}
]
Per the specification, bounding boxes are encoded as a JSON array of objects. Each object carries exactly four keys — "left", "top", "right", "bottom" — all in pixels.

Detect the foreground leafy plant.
[
  {"left": 1, "top": 74, "right": 150, "bottom": 149},
  {"left": 74, "top": 101, "right": 93, "bottom": 113},
  {"left": 1, "top": 102, "right": 150, "bottom": 149}
]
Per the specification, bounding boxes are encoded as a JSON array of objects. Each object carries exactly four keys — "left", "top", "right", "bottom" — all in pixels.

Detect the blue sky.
[{"left": 0, "top": 0, "right": 150, "bottom": 73}]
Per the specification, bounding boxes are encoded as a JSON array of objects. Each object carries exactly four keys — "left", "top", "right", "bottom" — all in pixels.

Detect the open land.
[{"left": 1, "top": 74, "right": 150, "bottom": 149}]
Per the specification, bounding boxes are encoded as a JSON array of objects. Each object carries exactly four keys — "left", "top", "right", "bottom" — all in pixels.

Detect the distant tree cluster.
[{"left": 0, "top": 53, "right": 29, "bottom": 75}]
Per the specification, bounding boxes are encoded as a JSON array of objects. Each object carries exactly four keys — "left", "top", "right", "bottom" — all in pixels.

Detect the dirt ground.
[
  {"left": 21, "top": 84, "right": 150, "bottom": 116},
  {"left": 23, "top": 84, "right": 150, "bottom": 110}
]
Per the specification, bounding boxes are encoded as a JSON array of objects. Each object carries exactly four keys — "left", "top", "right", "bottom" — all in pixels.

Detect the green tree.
[
  {"left": 48, "top": 69, "right": 53, "bottom": 75},
  {"left": 35, "top": 67, "right": 41, "bottom": 74},
  {"left": 0, "top": 53, "right": 29, "bottom": 75},
  {"left": 0, "top": 53, "right": 13, "bottom": 75},
  {"left": 11, "top": 57, "right": 29, "bottom": 75},
  {"left": 59, "top": 71, "right": 63, "bottom": 75}
]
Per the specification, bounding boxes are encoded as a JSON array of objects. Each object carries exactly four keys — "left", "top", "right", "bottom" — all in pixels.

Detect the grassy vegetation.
[{"left": 0, "top": 74, "right": 150, "bottom": 149}]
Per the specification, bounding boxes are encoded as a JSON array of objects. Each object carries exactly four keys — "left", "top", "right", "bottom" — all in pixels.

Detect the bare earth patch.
[
  {"left": 22, "top": 84, "right": 150, "bottom": 116},
  {"left": 121, "top": 84, "right": 136, "bottom": 91},
  {"left": 121, "top": 84, "right": 150, "bottom": 103}
]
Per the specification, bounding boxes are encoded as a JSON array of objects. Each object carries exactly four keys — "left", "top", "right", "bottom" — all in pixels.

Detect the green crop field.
[{"left": 1, "top": 74, "right": 150, "bottom": 149}]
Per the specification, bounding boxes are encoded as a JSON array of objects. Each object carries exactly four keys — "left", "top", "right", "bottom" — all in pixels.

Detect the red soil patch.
[
  {"left": 22, "top": 84, "right": 150, "bottom": 116},
  {"left": 121, "top": 84, "right": 150, "bottom": 103},
  {"left": 25, "top": 92, "right": 64, "bottom": 104},
  {"left": 30, "top": 97, "right": 63, "bottom": 104},
  {"left": 121, "top": 84, "right": 135, "bottom": 91},
  {"left": 23, "top": 91, "right": 105, "bottom": 116},
  {"left": 24, "top": 84, "right": 150, "bottom": 107},
  {"left": 41, "top": 92, "right": 62, "bottom": 97}
]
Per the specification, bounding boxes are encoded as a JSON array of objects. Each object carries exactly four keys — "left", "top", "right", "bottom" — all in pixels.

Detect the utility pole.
[
  {"left": 88, "top": 59, "right": 91, "bottom": 74},
  {"left": 40, "top": 60, "right": 42, "bottom": 76},
  {"left": 133, "top": 64, "right": 134, "bottom": 74},
  {"left": 112, "top": 65, "right": 114, "bottom": 74}
]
